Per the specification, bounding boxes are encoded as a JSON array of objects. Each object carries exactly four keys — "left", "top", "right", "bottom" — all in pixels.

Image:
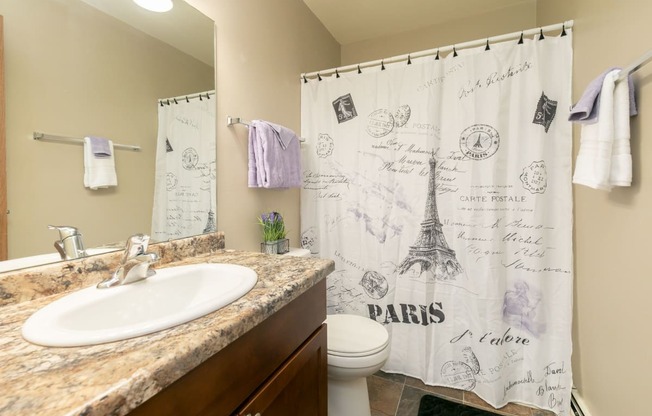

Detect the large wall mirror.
[{"left": 0, "top": 0, "right": 215, "bottom": 269}]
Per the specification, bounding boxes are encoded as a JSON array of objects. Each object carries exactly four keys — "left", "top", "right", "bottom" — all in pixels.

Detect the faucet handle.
[
  {"left": 122, "top": 234, "right": 151, "bottom": 262},
  {"left": 120, "top": 252, "right": 160, "bottom": 285},
  {"left": 97, "top": 240, "right": 159, "bottom": 288}
]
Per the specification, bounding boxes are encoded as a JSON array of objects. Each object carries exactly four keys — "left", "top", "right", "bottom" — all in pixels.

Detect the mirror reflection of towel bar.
[
  {"left": 226, "top": 116, "right": 306, "bottom": 142},
  {"left": 33, "top": 132, "right": 141, "bottom": 152}
]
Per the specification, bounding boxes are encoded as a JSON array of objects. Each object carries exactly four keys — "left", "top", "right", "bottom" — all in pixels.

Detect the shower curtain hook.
[
  {"left": 561, "top": 24, "right": 567, "bottom": 36},
  {"left": 335, "top": 69, "right": 340, "bottom": 78},
  {"left": 485, "top": 39, "right": 490, "bottom": 51},
  {"left": 303, "top": 75, "right": 308, "bottom": 83},
  {"left": 159, "top": 100, "right": 164, "bottom": 107},
  {"left": 518, "top": 32, "right": 524, "bottom": 44},
  {"left": 173, "top": 98, "right": 178, "bottom": 104},
  {"left": 317, "top": 73, "right": 322, "bottom": 81},
  {"left": 206, "top": 93, "right": 211, "bottom": 100},
  {"left": 357, "top": 65, "right": 362, "bottom": 74},
  {"left": 381, "top": 60, "right": 386, "bottom": 70},
  {"left": 539, "top": 28, "right": 545, "bottom": 40},
  {"left": 185, "top": 96, "right": 190, "bottom": 103},
  {"left": 407, "top": 55, "right": 412, "bottom": 65},
  {"left": 199, "top": 94, "right": 203, "bottom": 101},
  {"left": 453, "top": 46, "right": 458, "bottom": 57},
  {"left": 166, "top": 99, "right": 170, "bottom": 105},
  {"left": 435, "top": 49, "right": 440, "bottom": 60}
]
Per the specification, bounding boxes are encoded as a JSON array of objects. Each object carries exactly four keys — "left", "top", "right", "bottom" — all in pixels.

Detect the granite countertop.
[{"left": 0, "top": 244, "right": 334, "bottom": 415}]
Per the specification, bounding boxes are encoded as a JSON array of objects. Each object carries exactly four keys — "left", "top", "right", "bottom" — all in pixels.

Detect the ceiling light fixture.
[{"left": 133, "top": 0, "right": 173, "bottom": 13}]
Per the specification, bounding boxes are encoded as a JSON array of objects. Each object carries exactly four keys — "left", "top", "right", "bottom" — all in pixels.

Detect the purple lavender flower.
[{"left": 258, "top": 211, "right": 287, "bottom": 242}]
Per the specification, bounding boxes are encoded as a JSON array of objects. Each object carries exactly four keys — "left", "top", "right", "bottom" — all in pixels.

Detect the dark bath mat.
[{"left": 418, "top": 394, "right": 497, "bottom": 416}]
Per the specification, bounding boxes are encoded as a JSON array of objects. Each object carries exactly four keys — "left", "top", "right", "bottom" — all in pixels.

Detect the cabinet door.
[{"left": 235, "top": 324, "right": 327, "bottom": 416}]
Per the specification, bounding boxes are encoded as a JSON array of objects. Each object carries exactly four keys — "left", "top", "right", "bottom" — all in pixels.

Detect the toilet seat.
[
  {"left": 326, "top": 314, "right": 390, "bottom": 366},
  {"left": 328, "top": 347, "right": 390, "bottom": 369}
]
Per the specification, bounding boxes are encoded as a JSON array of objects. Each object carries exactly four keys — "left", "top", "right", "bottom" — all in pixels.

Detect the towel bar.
[
  {"left": 33, "top": 132, "right": 141, "bottom": 152},
  {"left": 617, "top": 49, "right": 652, "bottom": 82},
  {"left": 226, "top": 116, "right": 306, "bottom": 142}
]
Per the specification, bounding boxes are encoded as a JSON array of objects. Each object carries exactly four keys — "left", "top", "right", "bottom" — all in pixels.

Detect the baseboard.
[{"left": 571, "top": 391, "right": 593, "bottom": 416}]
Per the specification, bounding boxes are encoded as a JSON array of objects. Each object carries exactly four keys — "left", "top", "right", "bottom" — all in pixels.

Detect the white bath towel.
[
  {"left": 83, "top": 137, "right": 117, "bottom": 190},
  {"left": 610, "top": 72, "right": 632, "bottom": 186},
  {"left": 572, "top": 69, "right": 632, "bottom": 190}
]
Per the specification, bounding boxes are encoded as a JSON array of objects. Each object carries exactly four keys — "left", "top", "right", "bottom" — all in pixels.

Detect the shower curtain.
[
  {"left": 151, "top": 93, "right": 216, "bottom": 241},
  {"left": 301, "top": 34, "right": 573, "bottom": 414}
]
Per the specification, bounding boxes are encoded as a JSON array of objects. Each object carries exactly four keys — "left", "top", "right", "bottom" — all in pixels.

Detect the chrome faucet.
[
  {"left": 97, "top": 234, "right": 159, "bottom": 289},
  {"left": 48, "top": 225, "right": 87, "bottom": 260}
]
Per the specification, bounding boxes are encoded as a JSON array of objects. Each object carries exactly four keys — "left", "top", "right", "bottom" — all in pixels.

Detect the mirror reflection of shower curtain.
[{"left": 151, "top": 93, "right": 216, "bottom": 241}]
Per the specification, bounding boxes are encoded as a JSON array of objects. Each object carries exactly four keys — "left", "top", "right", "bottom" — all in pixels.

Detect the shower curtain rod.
[
  {"left": 159, "top": 90, "right": 215, "bottom": 106},
  {"left": 301, "top": 20, "right": 574, "bottom": 80}
]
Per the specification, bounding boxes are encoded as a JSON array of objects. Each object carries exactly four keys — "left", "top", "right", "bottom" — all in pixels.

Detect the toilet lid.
[{"left": 326, "top": 314, "right": 389, "bottom": 357}]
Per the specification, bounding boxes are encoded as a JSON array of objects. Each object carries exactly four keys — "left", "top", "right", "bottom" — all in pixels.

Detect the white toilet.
[{"left": 326, "top": 314, "right": 390, "bottom": 416}]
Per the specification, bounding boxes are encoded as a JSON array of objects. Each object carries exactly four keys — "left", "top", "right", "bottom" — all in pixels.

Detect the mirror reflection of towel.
[
  {"left": 247, "top": 120, "right": 301, "bottom": 188},
  {"left": 88, "top": 136, "right": 112, "bottom": 157},
  {"left": 83, "top": 137, "right": 118, "bottom": 190}
]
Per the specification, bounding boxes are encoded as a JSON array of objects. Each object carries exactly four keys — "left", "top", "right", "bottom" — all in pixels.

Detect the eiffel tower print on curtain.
[{"left": 397, "top": 153, "right": 463, "bottom": 280}]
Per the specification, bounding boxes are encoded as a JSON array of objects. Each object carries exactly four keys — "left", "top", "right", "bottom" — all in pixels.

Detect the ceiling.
[
  {"left": 80, "top": 0, "right": 533, "bottom": 66},
  {"left": 80, "top": 0, "right": 214, "bottom": 66},
  {"left": 302, "top": 0, "right": 533, "bottom": 45}
]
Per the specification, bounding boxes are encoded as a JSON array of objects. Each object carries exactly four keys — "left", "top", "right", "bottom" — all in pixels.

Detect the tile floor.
[{"left": 367, "top": 371, "right": 556, "bottom": 416}]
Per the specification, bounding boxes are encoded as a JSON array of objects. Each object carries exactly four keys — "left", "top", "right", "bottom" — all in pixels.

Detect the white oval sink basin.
[{"left": 22, "top": 263, "right": 257, "bottom": 347}]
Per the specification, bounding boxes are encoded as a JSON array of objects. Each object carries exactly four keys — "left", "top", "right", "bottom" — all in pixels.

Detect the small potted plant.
[{"left": 259, "top": 211, "right": 289, "bottom": 254}]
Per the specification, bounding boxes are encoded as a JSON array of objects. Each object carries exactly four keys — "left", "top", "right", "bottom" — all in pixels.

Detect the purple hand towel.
[
  {"left": 569, "top": 67, "right": 637, "bottom": 123},
  {"left": 247, "top": 120, "right": 301, "bottom": 189},
  {"left": 265, "top": 121, "right": 297, "bottom": 150},
  {"left": 88, "top": 136, "right": 112, "bottom": 157}
]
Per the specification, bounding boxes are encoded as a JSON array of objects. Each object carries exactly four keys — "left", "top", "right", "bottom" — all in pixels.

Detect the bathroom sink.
[{"left": 22, "top": 263, "right": 257, "bottom": 347}]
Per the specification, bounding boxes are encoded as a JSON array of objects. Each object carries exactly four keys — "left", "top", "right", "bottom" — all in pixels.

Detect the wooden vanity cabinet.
[
  {"left": 130, "top": 279, "right": 327, "bottom": 416},
  {"left": 235, "top": 325, "right": 326, "bottom": 416}
]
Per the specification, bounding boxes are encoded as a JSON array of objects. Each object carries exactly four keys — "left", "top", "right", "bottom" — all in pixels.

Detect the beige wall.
[
  {"left": 186, "top": 0, "right": 340, "bottom": 252},
  {"left": 341, "top": 1, "right": 536, "bottom": 66},
  {"left": 1, "top": 0, "right": 214, "bottom": 258},
  {"left": 537, "top": 2, "right": 651, "bottom": 416}
]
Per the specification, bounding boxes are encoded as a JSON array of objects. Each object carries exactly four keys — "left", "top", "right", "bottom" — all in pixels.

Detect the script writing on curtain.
[{"left": 301, "top": 33, "right": 573, "bottom": 415}]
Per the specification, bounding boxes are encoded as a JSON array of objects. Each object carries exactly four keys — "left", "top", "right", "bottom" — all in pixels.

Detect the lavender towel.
[
  {"left": 247, "top": 120, "right": 301, "bottom": 188},
  {"left": 88, "top": 136, "right": 112, "bottom": 157},
  {"left": 569, "top": 67, "right": 637, "bottom": 123}
]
